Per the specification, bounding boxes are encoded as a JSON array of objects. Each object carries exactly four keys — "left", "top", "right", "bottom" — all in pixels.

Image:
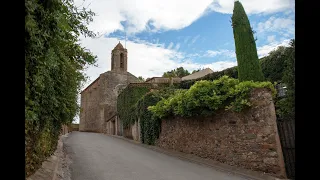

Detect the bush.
[
  {"left": 25, "top": 0, "right": 96, "bottom": 177},
  {"left": 149, "top": 76, "right": 275, "bottom": 119},
  {"left": 275, "top": 39, "right": 295, "bottom": 118}
]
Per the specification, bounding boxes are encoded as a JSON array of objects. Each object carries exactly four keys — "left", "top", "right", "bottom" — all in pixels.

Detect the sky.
[{"left": 73, "top": 0, "right": 295, "bottom": 123}]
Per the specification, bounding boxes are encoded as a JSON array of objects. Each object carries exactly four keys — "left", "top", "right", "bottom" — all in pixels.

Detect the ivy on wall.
[
  {"left": 136, "top": 88, "right": 176, "bottom": 145},
  {"left": 119, "top": 77, "right": 275, "bottom": 145},
  {"left": 117, "top": 86, "right": 150, "bottom": 128}
]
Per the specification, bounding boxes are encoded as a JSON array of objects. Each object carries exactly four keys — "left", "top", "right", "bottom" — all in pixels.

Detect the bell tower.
[{"left": 111, "top": 42, "right": 127, "bottom": 72}]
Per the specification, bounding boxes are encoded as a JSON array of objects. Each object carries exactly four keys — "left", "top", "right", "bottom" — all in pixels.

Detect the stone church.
[{"left": 79, "top": 42, "right": 139, "bottom": 133}]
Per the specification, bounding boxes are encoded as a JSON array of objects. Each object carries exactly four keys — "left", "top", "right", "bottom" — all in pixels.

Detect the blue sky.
[
  {"left": 74, "top": 0, "right": 295, "bottom": 123},
  {"left": 76, "top": 0, "right": 295, "bottom": 87}
]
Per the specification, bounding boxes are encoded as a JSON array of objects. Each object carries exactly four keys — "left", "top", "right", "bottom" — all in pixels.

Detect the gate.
[{"left": 277, "top": 117, "right": 295, "bottom": 179}]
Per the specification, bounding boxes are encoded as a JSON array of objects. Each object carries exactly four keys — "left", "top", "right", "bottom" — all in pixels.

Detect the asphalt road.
[{"left": 64, "top": 132, "right": 249, "bottom": 180}]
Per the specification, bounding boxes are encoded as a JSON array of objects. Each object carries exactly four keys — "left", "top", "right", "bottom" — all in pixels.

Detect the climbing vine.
[
  {"left": 117, "top": 86, "right": 150, "bottom": 128},
  {"left": 135, "top": 87, "right": 176, "bottom": 145}
]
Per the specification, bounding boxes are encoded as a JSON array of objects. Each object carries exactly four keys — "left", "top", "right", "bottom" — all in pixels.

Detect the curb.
[
  {"left": 52, "top": 135, "right": 65, "bottom": 180},
  {"left": 27, "top": 135, "right": 66, "bottom": 180},
  {"left": 109, "top": 135, "right": 286, "bottom": 180}
]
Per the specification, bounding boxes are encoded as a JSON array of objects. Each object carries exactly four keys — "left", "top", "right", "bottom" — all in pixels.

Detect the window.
[{"left": 120, "top": 53, "right": 124, "bottom": 69}]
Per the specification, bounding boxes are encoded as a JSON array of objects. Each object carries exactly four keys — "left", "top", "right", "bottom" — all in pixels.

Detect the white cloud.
[
  {"left": 74, "top": 0, "right": 214, "bottom": 35},
  {"left": 209, "top": 0, "right": 294, "bottom": 15},
  {"left": 78, "top": 37, "right": 291, "bottom": 90},
  {"left": 79, "top": 37, "right": 240, "bottom": 90},
  {"left": 257, "top": 39, "right": 291, "bottom": 58},
  {"left": 256, "top": 16, "right": 295, "bottom": 35},
  {"left": 206, "top": 50, "right": 221, "bottom": 57},
  {"left": 175, "top": 43, "right": 181, "bottom": 51},
  {"left": 267, "top": 35, "right": 276, "bottom": 43},
  {"left": 167, "top": 42, "right": 174, "bottom": 49},
  {"left": 79, "top": 37, "right": 181, "bottom": 87},
  {"left": 184, "top": 36, "right": 191, "bottom": 43},
  {"left": 74, "top": 0, "right": 294, "bottom": 36},
  {"left": 205, "top": 49, "right": 236, "bottom": 58},
  {"left": 191, "top": 35, "right": 201, "bottom": 45},
  {"left": 208, "top": 61, "right": 237, "bottom": 71}
]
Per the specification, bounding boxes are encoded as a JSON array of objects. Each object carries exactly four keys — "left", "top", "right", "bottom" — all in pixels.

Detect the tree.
[
  {"left": 192, "top": 68, "right": 204, "bottom": 74},
  {"left": 137, "top": 76, "right": 145, "bottom": 82},
  {"left": 232, "top": 1, "right": 265, "bottom": 82},
  {"left": 25, "top": 0, "right": 96, "bottom": 177},
  {"left": 260, "top": 46, "right": 288, "bottom": 83},
  {"left": 276, "top": 39, "right": 295, "bottom": 118},
  {"left": 162, "top": 67, "right": 190, "bottom": 78}
]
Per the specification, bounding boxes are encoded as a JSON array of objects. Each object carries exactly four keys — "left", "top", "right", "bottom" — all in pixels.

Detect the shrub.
[
  {"left": 149, "top": 76, "right": 275, "bottom": 119},
  {"left": 25, "top": 0, "right": 96, "bottom": 177}
]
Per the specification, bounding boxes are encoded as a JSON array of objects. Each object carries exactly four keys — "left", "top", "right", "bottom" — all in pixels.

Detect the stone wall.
[
  {"left": 122, "top": 120, "right": 140, "bottom": 141},
  {"left": 70, "top": 124, "right": 79, "bottom": 131},
  {"left": 79, "top": 78, "right": 101, "bottom": 132},
  {"left": 80, "top": 70, "right": 139, "bottom": 133},
  {"left": 131, "top": 120, "right": 140, "bottom": 141},
  {"left": 99, "top": 71, "right": 139, "bottom": 133},
  {"left": 123, "top": 127, "right": 133, "bottom": 139},
  {"left": 61, "top": 125, "right": 69, "bottom": 135},
  {"left": 105, "top": 115, "right": 120, "bottom": 136},
  {"left": 156, "top": 88, "right": 286, "bottom": 178}
]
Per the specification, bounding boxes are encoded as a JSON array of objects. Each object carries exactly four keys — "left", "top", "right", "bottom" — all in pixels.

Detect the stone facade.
[
  {"left": 79, "top": 42, "right": 139, "bottom": 133},
  {"left": 131, "top": 119, "right": 140, "bottom": 141},
  {"left": 156, "top": 88, "right": 286, "bottom": 178},
  {"left": 61, "top": 125, "right": 69, "bottom": 135}
]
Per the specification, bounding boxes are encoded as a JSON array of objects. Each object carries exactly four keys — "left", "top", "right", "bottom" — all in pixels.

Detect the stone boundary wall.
[
  {"left": 131, "top": 120, "right": 140, "bottom": 141},
  {"left": 156, "top": 88, "right": 286, "bottom": 178}
]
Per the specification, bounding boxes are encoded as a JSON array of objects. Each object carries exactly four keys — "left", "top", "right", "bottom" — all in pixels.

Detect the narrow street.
[{"left": 64, "top": 132, "right": 249, "bottom": 180}]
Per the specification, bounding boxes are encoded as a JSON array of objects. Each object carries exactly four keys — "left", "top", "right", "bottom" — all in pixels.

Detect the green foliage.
[
  {"left": 260, "top": 46, "right": 288, "bottom": 83},
  {"left": 162, "top": 67, "right": 190, "bottom": 78},
  {"left": 136, "top": 87, "right": 177, "bottom": 145},
  {"left": 180, "top": 44, "right": 293, "bottom": 89},
  {"left": 232, "top": 1, "right": 265, "bottom": 82},
  {"left": 25, "top": 0, "right": 96, "bottom": 177},
  {"left": 275, "top": 39, "right": 295, "bottom": 118},
  {"left": 149, "top": 76, "right": 275, "bottom": 119},
  {"left": 137, "top": 76, "right": 145, "bottom": 82},
  {"left": 117, "top": 86, "right": 150, "bottom": 128},
  {"left": 191, "top": 68, "right": 204, "bottom": 74},
  {"left": 180, "top": 66, "right": 238, "bottom": 89}
]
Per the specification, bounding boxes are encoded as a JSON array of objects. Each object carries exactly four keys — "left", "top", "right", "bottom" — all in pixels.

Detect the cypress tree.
[{"left": 232, "top": 0, "right": 265, "bottom": 82}]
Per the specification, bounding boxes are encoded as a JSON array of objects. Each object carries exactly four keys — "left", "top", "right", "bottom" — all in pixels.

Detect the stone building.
[
  {"left": 145, "top": 77, "right": 181, "bottom": 84},
  {"left": 79, "top": 42, "right": 139, "bottom": 133}
]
